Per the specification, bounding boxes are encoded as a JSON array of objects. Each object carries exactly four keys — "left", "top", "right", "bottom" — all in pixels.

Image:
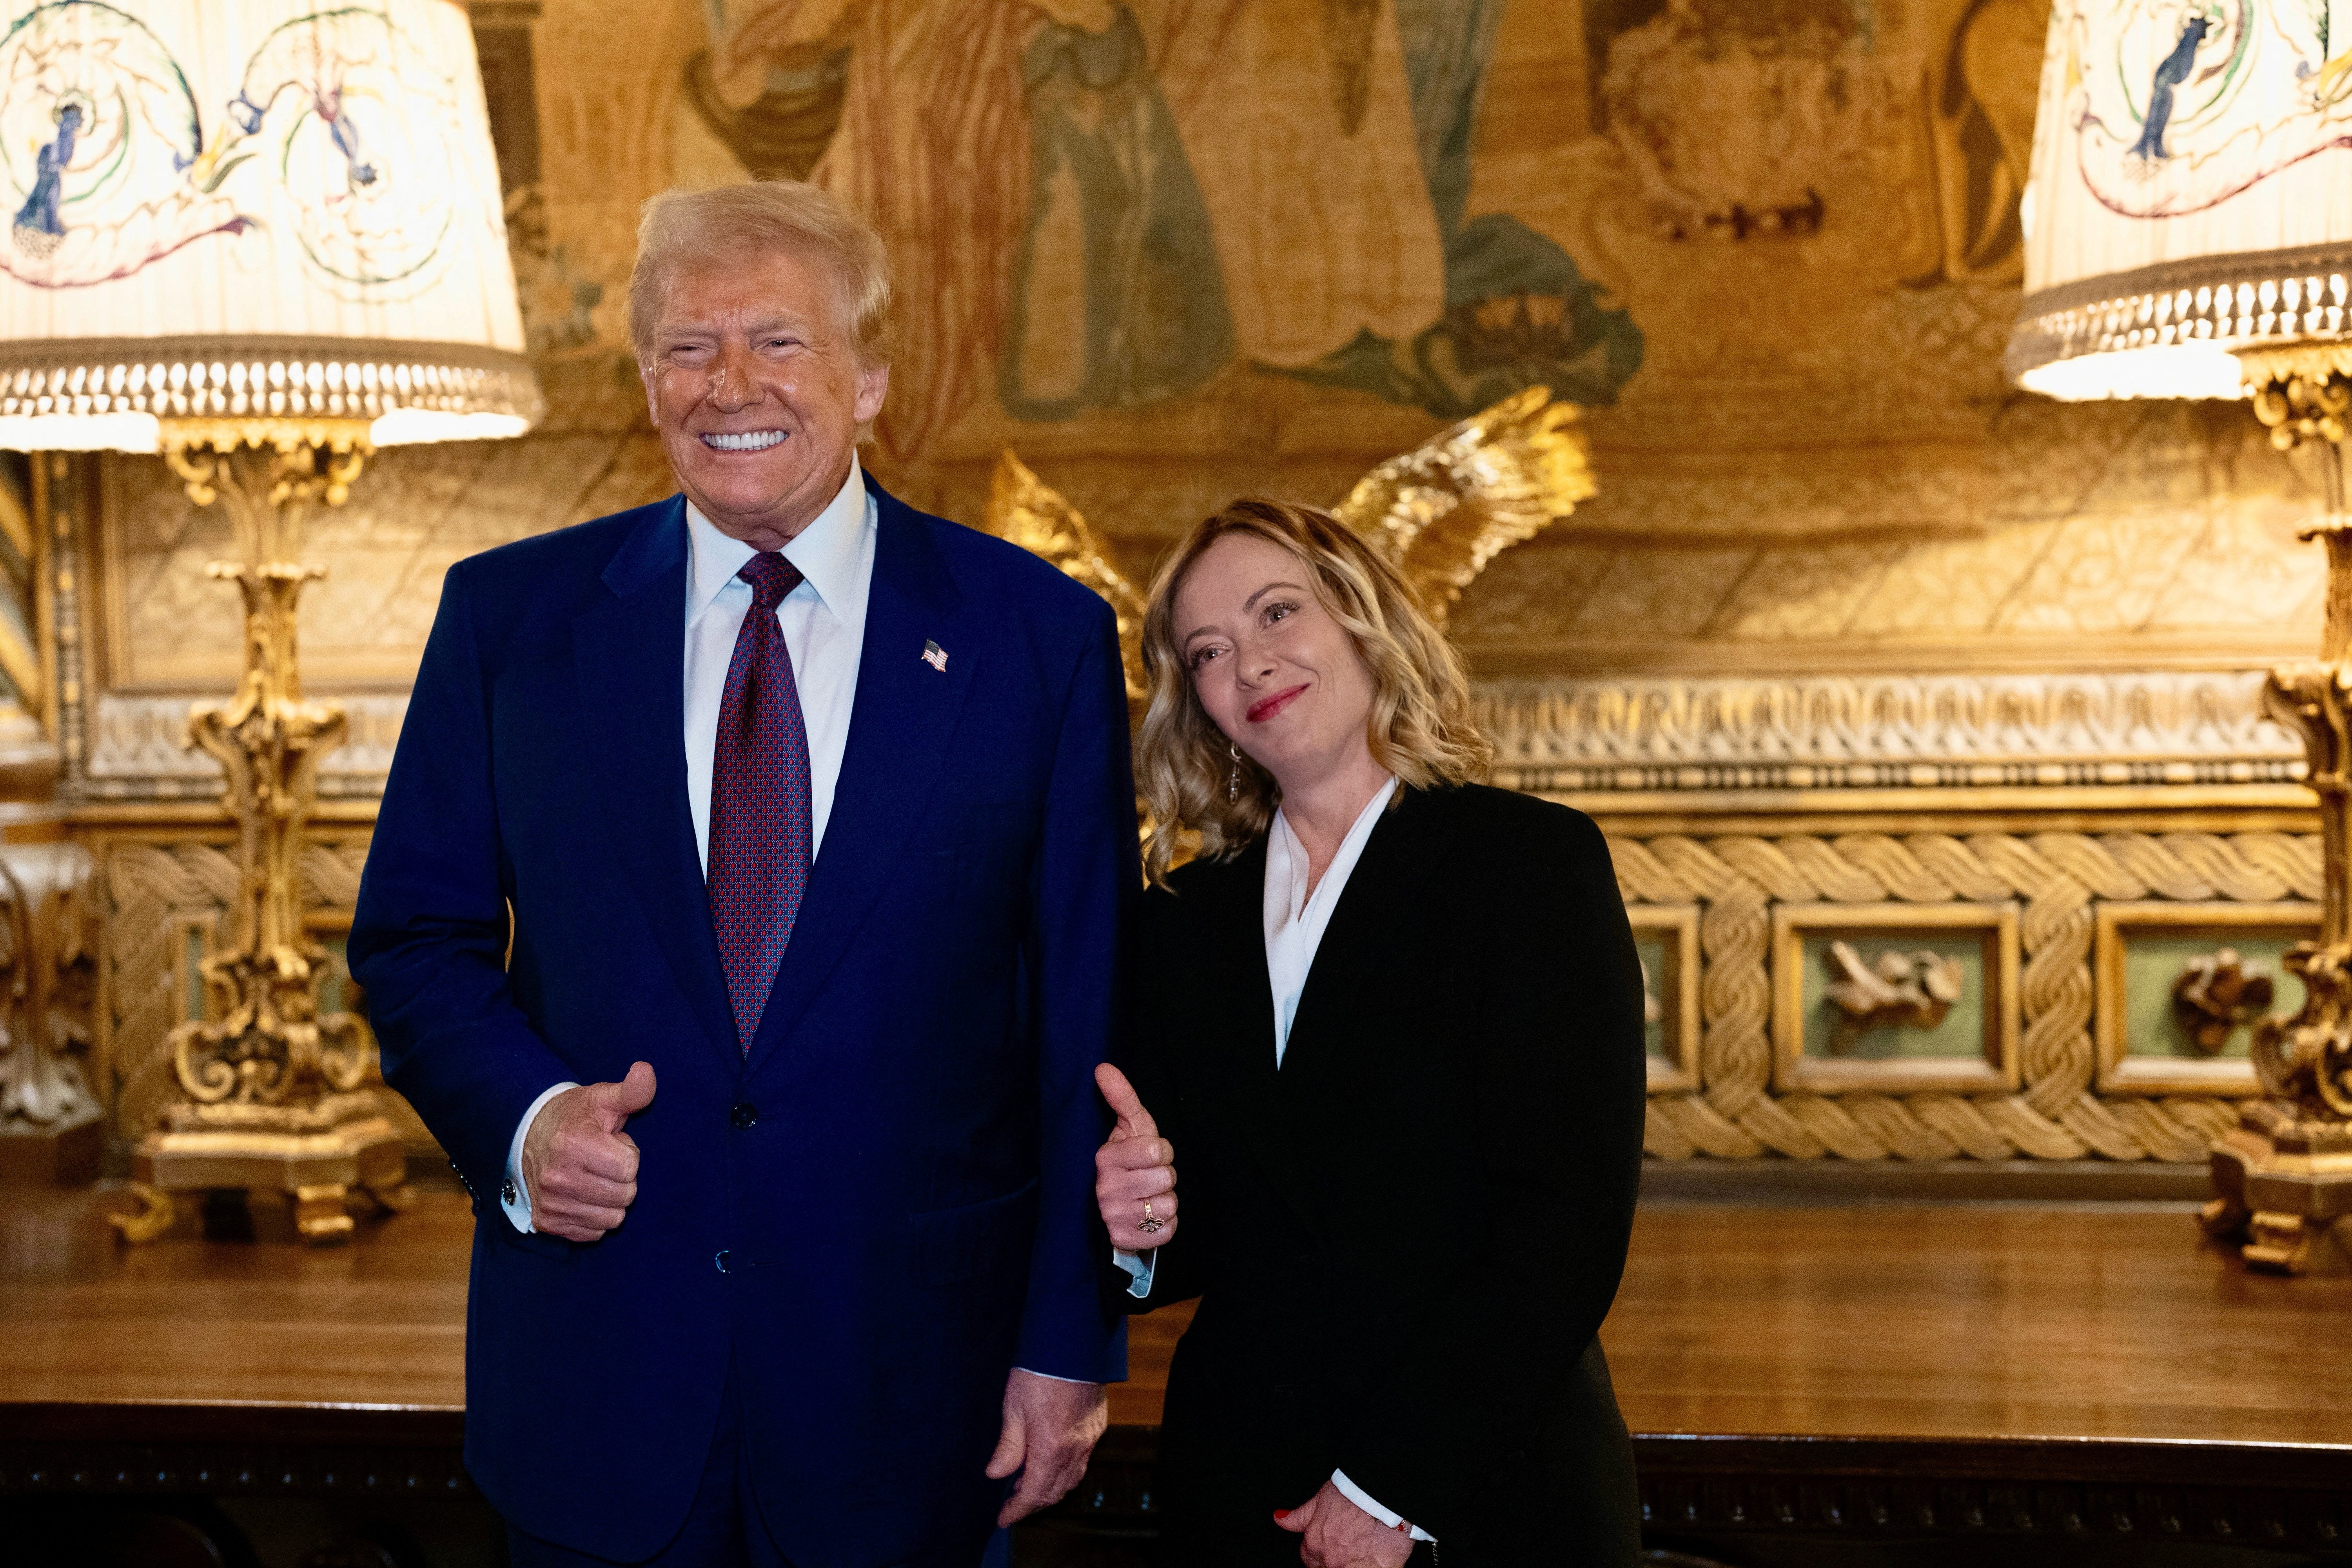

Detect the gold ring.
[{"left": 1137, "top": 1198, "right": 1163, "bottom": 1234}]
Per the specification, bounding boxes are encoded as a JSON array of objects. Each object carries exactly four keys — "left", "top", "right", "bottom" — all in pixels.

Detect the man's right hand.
[
  {"left": 519, "top": 1061, "right": 656, "bottom": 1241},
  {"left": 1094, "top": 1063, "right": 1176, "bottom": 1250}
]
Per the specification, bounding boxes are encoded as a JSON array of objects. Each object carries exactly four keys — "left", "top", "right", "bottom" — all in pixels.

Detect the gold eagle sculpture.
[
  {"left": 982, "top": 386, "right": 1593, "bottom": 706},
  {"left": 985, "top": 449, "right": 1149, "bottom": 708}
]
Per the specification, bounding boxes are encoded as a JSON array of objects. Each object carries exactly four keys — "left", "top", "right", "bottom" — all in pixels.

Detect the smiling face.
[
  {"left": 639, "top": 245, "right": 889, "bottom": 550},
  {"left": 1172, "top": 532, "right": 1378, "bottom": 798}
]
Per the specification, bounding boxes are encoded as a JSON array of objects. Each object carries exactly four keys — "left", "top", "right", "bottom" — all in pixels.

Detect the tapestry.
[{"left": 94, "top": 0, "right": 2328, "bottom": 693}]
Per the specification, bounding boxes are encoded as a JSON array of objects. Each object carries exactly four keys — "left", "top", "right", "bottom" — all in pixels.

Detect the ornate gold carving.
[
  {"left": 1768, "top": 900, "right": 2018, "bottom": 1098},
  {"left": 1619, "top": 829, "right": 2315, "bottom": 1165},
  {"left": 1824, "top": 941, "right": 1965, "bottom": 1044},
  {"left": 2249, "top": 370, "right": 2352, "bottom": 451},
  {"left": 1331, "top": 386, "right": 1594, "bottom": 627},
  {"left": 2201, "top": 512, "right": 2352, "bottom": 1271},
  {"left": 99, "top": 840, "right": 376, "bottom": 1144},
  {"left": 112, "top": 423, "right": 401, "bottom": 1245},
  {"left": 984, "top": 449, "right": 1147, "bottom": 708},
  {"left": 86, "top": 691, "right": 407, "bottom": 800},
  {"left": 1478, "top": 670, "right": 2301, "bottom": 779},
  {"left": 2091, "top": 901, "right": 2313, "bottom": 1098},
  {"left": 2171, "top": 949, "right": 2274, "bottom": 1056},
  {"left": 2243, "top": 523, "right": 2352, "bottom": 1118},
  {"left": 0, "top": 844, "right": 98, "bottom": 1133}
]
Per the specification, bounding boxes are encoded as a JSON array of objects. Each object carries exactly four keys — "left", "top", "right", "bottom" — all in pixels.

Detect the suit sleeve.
[
  {"left": 1103, "top": 887, "right": 1207, "bottom": 1313},
  {"left": 1331, "top": 808, "right": 1646, "bottom": 1533},
  {"left": 348, "top": 561, "right": 575, "bottom": 1212},
  {"left": 1013, "top": 601, "right": 1137, "bottom": 1381}
]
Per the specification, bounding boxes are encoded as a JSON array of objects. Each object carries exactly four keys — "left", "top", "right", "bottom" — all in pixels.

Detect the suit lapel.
[
  {"left": 1187, "top": 839, "right": 1316, "bottom": 1221},
  {"left": 745, "top": 478, "right": 973, "bottom": 1069},
  {"left": 571, "top": 497, "right": 739, "bottom": 1065},
  {"left": 1276, "top": 788, "right": 1450, "bottom": 1098}
]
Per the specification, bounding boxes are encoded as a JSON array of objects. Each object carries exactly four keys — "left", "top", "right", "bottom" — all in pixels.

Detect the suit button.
[
  {"left": 715, "top": 1250, "right": 730, "bottom": 1273},
  {"left": 730, "top": 1102, "right": 759, "bottom": 1129}
]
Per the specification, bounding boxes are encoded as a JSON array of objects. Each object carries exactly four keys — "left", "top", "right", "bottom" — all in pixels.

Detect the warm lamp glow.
[
  {"left": 0, "top": 0, "right": 541, "bottom": 452},
  {"left": 2006, "top": 2, "right": 2352, "bottom": 400},
  {"left": 2014, "top": 342, "right": 2249, "bottom": 403}
]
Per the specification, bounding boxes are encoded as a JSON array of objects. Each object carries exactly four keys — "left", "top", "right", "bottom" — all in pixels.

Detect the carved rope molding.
[
  {"left": 1615, "top": 830, "right": 2324, "bottom": 1163},
  {"left": 1481, "top": 671, "right": 2307, "bottom": 793}
]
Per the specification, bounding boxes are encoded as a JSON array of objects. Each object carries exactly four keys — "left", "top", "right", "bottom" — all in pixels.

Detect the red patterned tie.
[{"left": 708, "top": 552, "right": 811, "bottom": 1052}]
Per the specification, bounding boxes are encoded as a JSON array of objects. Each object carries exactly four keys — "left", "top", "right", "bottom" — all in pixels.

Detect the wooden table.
[{"left": 5, "top": 1186, "right": 2350, "bottom": 1561}]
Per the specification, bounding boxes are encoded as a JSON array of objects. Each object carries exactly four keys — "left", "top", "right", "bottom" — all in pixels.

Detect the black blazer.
[{"left": 1117, "top": 784, "right": 1646, "bottom": 1567}]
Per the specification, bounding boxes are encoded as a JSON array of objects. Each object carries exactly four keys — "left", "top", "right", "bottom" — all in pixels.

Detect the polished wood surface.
[
  {"left": 7, "top": 1184, "right": 2350, "bottom": 1453},
  {"left": 1121, "top": 1201, "right": 2352, "bottom": 1447},
  {"left": 0, "top": 1184, "right": 467, "bottom": 1416}
]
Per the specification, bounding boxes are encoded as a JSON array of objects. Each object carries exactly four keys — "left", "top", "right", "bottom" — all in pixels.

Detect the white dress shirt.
[
  {"left": 502, "top": 461, "right": 876, "bottom": 1234},
  {"left": 1123, "top": 779, "right": 1428, "bottom": 1541}
]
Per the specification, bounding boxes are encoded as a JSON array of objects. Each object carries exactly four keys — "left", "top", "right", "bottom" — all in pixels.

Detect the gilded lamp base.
[
  {"left": 111, "top": 1090, "right": 412, "bottom": 1245},
  {"left": 2201, "top": 1100, "right": 2352, "bottom": 1274}
]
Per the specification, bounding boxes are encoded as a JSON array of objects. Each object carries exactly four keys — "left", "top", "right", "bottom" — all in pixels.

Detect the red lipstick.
[{"left": 1247, "top": 684, "right": 1307, "bottom": 724}]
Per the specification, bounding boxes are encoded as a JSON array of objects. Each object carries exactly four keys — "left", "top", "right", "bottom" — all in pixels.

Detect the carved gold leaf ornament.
[
  {"left": 1331, "top": 386, "right": 1595, "bottom": 628},
  {"left": 1823, "top": 940, "right": 1965, "bottom": 1046}
]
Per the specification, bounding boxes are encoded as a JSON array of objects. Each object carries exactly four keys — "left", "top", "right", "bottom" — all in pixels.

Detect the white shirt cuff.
[
  {"left": 1331, "top": 1470, "right": 1435, "bottom": 1542},
  {"left": 1112, "top": 1247, "right": 1156, "bottom": 1299},
  {"left": 1012, "top": 1367, "right": 1098, "bottom": 1385},
  {"left": 502, "top": 1081, "right": 580, "bottom": 1233}
]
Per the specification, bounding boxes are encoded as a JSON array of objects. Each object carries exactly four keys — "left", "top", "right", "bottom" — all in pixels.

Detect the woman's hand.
[
  {"left": 1094, "top": 1063, "right": 1178, "bottom": 1249},
  {"left": 1274, "top": 1479, "right": 1417, "bottom": 1567}
]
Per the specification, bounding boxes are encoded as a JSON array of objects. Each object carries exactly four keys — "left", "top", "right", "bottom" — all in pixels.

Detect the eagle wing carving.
[
  {"left": 982, "top": 448, "right": 1149, "bottom": 710},
  {"left": 1331, "top": 386, "right": 1595, "bottom": 629}
]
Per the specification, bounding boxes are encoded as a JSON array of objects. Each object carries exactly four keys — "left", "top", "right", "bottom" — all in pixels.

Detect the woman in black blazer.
[{"left": 1094, "top": 498, "right": 1646, "bottom": 1568}]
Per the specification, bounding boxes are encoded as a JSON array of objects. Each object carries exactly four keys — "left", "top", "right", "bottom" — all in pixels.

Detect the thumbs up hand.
[
  {"left": 1094, "top": 1063, "right": 1177, "bottom": 1250},
  {"left": 519, "top": 1061, "right": 656, "bottom": 1242}
]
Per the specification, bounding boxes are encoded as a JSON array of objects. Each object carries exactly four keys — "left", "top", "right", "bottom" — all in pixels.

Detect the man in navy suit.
[{"left": 349, "top": 180, "right": 1132, "bottom": 1566}]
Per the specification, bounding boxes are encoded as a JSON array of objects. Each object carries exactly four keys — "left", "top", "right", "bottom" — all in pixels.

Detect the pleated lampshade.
[
  {"left": 0, "top": 0, "right": 541, "bottom": 450},
  {"left": 2007, "top": 2, "right": 2352, "bottom": 402}
]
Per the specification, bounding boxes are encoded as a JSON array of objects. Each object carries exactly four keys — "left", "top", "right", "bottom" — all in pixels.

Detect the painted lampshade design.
[
  {"left": 2006, "top": 1, "right": 2352, "bottom": 401},
  {"left": 0, "top": 0, "right": 541, "bottom": 450}
]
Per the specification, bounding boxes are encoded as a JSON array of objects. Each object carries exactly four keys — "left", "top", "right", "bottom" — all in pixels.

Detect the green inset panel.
[
  {"left": 1798, "top": 931, "right": 1990, "bottom": 1062},
  {"left": 1632, "top": 929, "right": 1672, "bottom": 1063},
  {"left": 2121, "top": 927, "right": 2310, "bottom": 1062},
  {"left": 315, "top": 931, "right": 353, "bottom": 1017}
]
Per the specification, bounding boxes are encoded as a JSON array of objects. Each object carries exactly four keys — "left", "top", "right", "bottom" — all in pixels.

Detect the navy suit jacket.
[{"left": 348, "top": 473, "right": 1133, "bottom": 1564}]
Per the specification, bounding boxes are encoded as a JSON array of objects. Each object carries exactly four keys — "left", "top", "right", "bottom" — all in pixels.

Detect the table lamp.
[
  {"left": 2007, "top": 2, "right": 2352, "bottom": 1271},
  {"left": 0, "top": 0, "right": 541, "bottom": 1241}
]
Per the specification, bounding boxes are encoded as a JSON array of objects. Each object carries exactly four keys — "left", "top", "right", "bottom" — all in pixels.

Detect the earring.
[{"left": 1228, "top": 743, "right": 1241, "bottom": 803}]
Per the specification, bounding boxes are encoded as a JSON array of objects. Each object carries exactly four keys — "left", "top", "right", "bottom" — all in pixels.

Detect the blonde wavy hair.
[{"left": 1137, "top": 498, "right": 1492, "bottom": 887}]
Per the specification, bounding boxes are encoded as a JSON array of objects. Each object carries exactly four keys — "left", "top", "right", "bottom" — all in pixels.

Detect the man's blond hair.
[{"left": 627, "top": 181, "right": 897, "bottom": 367}]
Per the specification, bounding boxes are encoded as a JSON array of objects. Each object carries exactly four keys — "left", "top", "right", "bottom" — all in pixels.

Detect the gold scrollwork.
[{"left": 113, "top": 421, "right": 396, "bottom": 1245}]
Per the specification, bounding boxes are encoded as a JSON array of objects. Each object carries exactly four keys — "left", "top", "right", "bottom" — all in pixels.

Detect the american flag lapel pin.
[{"left": 921, "top": 639, "right": 949, "bottom": 673}]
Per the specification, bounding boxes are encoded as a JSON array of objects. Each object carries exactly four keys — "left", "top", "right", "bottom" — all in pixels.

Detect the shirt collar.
[
  {"left": 1269, "top": 775, "right": 1397, "bottom": 927},
  {"left": 684, "top": 455, "right": 869, "bottom": 622}
]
